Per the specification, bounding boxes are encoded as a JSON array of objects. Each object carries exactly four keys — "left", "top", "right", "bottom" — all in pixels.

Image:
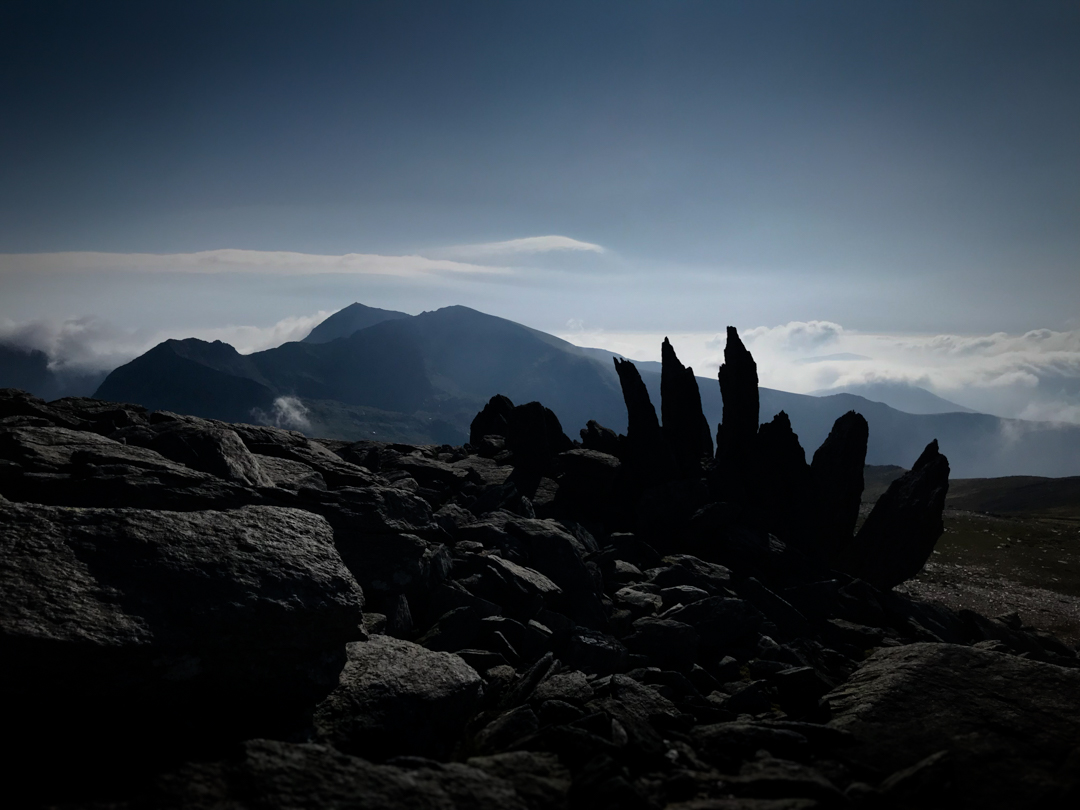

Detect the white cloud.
[
  {"left": 441, "top": 235, "right": 605, "bottom": 258},
  {"left": 0, "top": 310, "right": 337, "bottom": 372},
  {"left": 0, "top": 250, "right": 513, "bottom": 278},
  {"left": 556, "top": 322, "right": 1080, "bottom": 425}
]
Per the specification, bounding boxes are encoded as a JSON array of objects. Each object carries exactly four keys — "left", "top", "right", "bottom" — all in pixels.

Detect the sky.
[{"left": 1, "top": 1, "right": 1078, "bottom": 421}]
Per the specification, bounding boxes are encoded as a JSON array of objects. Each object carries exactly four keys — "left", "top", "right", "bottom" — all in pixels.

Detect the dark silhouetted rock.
[
  {"left": 580, "top": 419, "right": 623, "bottom": 458},
  {"left": 752, "top": 410, "right": 811, "bottom": 544},
  {"left": 622, "top": 618, "right": 700, "bottom": 672},
  {"left": 715, "top": 326, "right": 758, "bottom": 471},
  {"left": 314, "top": 635, "right": 483, "bottom": 760},
  {"left": 471, "top": 394, "right": 515, "bottom": 447},
  {"left": 660, "top": 338, "right": 713, "bottom": 475},
  {"left": 553, "top": 448, "right": 621, "bottom": 515},
  {"left": 506, "top": 401, "right": 572, "bottom": 470},
  {"left": 828, "top": 642, "right": 1080, "bottom": 809},
  {"left": 808, "top": 410, "right": 868, "bottom": 560},
  {"left": 614, "top": 357, "right": 676, "bottom": 484},
  {"left": 836, "top": 439, "right": 950, "bottom": 589}
]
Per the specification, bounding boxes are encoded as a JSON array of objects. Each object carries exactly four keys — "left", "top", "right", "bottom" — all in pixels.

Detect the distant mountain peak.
[
  {"left": 810, "top": 381, "right": 975, "bottom": 415},
  {"left": 303, "top": 302, "right": 410, "bottom": 344}
]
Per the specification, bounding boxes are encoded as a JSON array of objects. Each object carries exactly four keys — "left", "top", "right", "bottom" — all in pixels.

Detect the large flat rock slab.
[
  {"left": 147, "top": 739, "right": 529, "bottom": 810},
  {"left": 0, "top": 502, "right": 364, "bottom": 765},
  {"left": 827, "top": 642, "right": 1080, "bottom": 808}
]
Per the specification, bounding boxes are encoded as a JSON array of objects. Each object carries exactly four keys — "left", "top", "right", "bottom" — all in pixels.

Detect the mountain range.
[{"left": 76, "top": 302, "right": 1080, "bottom": 478}]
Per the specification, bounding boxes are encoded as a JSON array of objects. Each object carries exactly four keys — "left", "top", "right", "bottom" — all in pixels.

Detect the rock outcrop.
[
  {"left": 660, "top": 338, "right": 713, "bottom": 476},
  {"left": 837, "top": 439, "right": 951, "bottom": 588},
  {"left": 613, "top": 357, "right": 676, "bottom": 484},
  {"left": 715, "top": 326, "right": 759, "bottom": 473},
  {"left": 0, "top": 328, "right": 1074, "bottom": 810},
  {"left": 828, "top": 643, "right": 1080, "bottom": 807},
  {"left": 809, "top": 410, "right": 869, "bottom": 560}
]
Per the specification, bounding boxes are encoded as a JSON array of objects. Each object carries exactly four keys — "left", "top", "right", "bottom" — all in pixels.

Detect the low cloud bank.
[
  {"left": 558, "top": 321, "right": 1080, "bottom": 425},
  {"left": 0, "top": 310, "right": 336, "bottom": 374}
]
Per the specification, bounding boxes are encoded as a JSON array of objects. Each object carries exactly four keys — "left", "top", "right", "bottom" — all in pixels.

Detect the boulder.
[
  {"left": 0, "top": 501, "right": 364, "bottom": 785},
  {"left": 660, "top": 338, "right": 713, "bottom": 475},
  {"left": 506, "top": 401, "right": 573, "bottom": 471},
  {"left": 314, "top": 635, "right": 483, "bottom": 760},
  {"left": 579, "top": 419, "right": 623, "bottom": 458},
  {"left": 471, "top": 394, "right": 515, "bottom": 447},
  {"left": 808, "top": 410, "right": 868, "bottom": 560},
  {"left": 827, "top": 642, "right": 1080, "bottom": 808},
  {"left": 143, "top": 422, "right": 274, "bottom": 487},
  {"left": 0, "top": 425, "right": 260, "bottom": 510},
  {"left": 715, "top": 327, "right": 758, "bottom": 472},
  {"left": 836, "top": 439, "right": 949, "bottom": 589}
]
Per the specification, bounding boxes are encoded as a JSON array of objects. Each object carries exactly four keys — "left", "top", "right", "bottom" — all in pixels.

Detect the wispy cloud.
[
  {"left": 0, "top": 250, "right": 512, "bottom": 278},
  {"left": 440, "top": 235, "right": 606, "bottom": 258}
]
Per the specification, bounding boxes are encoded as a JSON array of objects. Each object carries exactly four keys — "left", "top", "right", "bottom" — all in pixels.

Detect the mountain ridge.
[{"left": 83, "top": 303, "right": 1080, "bottom": 477}]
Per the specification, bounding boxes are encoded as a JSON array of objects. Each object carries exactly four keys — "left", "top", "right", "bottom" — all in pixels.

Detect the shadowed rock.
[
  {"left": 614, "top": 357, "right": 676, "bottom": 484},
  {"left": 470, "top": 394, "right": 515, "bottom": 447},
  {"left": 0, "top": 501, "right": 364, "bottom": 780},
  {"left": 314, "top": 635, "right": 483, "bottom": 760},
  {"left": 752, "top": 410, "right": 811, "bottom": 544},
  {"left": 837, "top": 439, "right": 950, "bottom": 589},
  {"left": 580, "top": 419, "right": 623, "bottom": 458},
  {"left": 827, "top": 643, "right": 1080, "bottom": 809},
  {"left": 660, "top": 338, "right": 713, "bottom": 475},
  {"left": 715, "top": 326, "right": 758, "bottom": 471},
  {"left": 809, "top": 410, "right": 869, "bottom": 560},
  {"left": 506, "top": 401, "right": 572, "bottom": 471}
]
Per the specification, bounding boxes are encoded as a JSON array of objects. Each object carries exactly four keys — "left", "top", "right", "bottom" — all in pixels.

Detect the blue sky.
[{"left": 1, "top": 1, "right": 1078, "bottom": 420}]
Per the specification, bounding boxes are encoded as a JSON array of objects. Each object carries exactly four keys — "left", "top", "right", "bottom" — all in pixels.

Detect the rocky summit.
[{"left": 1, "top": 330, "right": 1078, "bottom": 810}]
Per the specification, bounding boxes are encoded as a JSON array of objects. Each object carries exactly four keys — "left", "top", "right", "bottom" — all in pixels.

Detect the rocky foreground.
[{"left": 2, "top": 330, "right": 1079, "bottom": 809}]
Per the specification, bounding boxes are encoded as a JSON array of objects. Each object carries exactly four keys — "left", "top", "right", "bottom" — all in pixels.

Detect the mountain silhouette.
[
  {"left": 302, "top": 302, "right": 410, "bottom": 344},
  {"left": 92, "top": 303, "right": 1080, "bottom": 477},
  {"left": 809, "top": 380, "right": 975, "bottom": 415}
]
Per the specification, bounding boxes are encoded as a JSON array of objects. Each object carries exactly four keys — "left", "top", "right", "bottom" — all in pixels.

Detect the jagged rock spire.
[
  {"left": 614, "top": 357, "right": 676, "bottom": 483},
  {"left": 809, "top": 410, "right": 869, "bottom": 560},
  {"left": 716, "top": 326, "right": 759, "bottom": 470},
  {"left": 660, "top": 337, "right": 714, "bottom": 475}
]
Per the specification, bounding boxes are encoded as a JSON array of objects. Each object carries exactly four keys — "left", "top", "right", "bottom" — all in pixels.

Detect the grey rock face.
[
  {"left": 0, "top": 502, "right": 364, "bottom": 753},
  {"left": 828, "top": 642, "right": 1080, "bottom": 809},
  {"left": 808, "top": 410, "right": 869, "bottom": 560},
  {"left": 151, "top": 739, "right": 529, "bottom": 810},
  {"left": 314, "top": 635, "right": 483, "bottom": 760},
  {"left": 144, "top": 422, "right": 274, "bottom": 487},
  {"left": 837, "top": 439, "right": 950, "bottom": 589},
  {"left": 660, "top": 337, "right": 713, "bottom": 475}
]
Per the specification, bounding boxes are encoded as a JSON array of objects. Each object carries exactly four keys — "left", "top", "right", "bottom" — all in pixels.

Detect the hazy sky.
[{"left": 1, "top": 1, "right": 1078, "bottom": 420}]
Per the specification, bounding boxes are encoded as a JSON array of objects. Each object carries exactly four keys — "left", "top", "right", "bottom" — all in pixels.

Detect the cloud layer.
[
  {"left": 0, "top": 310, "right": 335, "bottom": 373},
  {"left": 558, "top": 321, "right": 1080, "bottom": 425},
  {"left": 0, "top": 250, "right": 511, "bottom": 278}
]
